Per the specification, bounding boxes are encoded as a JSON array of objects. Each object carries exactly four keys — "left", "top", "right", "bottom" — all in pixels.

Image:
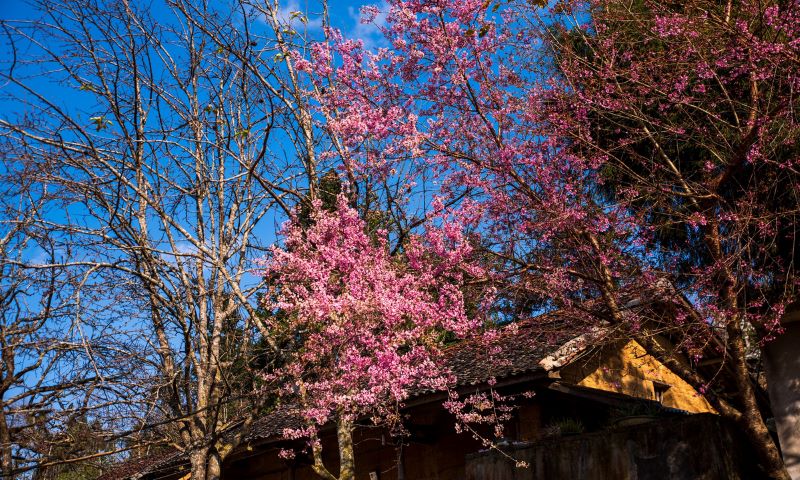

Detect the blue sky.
[
  {"left": 0, "top": 0, "right": 388, "bottom": 124},
  {"left": 0, "top": 0, "right": 386, "bottom": 40},
  {"left": 0, "top": 0, "right": 394, "bottom": 282}
]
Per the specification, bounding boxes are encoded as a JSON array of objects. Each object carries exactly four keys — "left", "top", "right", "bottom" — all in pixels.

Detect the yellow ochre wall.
[{"left": 562, "top": 340, "right": 715, "bottom": 414}]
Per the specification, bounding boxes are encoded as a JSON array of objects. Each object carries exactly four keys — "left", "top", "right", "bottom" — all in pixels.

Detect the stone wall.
[{"left": 465, "top": 414, "right": 763, "bottom": 480}]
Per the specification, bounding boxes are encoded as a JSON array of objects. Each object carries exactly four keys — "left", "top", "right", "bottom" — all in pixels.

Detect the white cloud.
[
  {"left": 346, "top": 1, "right": 390, "bottom": 50},
  {"left": 260, "top": 0, "right": 324, "bottom": 34}
]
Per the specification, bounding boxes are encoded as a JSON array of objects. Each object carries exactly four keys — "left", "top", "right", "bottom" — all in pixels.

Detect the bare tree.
[
  {"left": 0, "top": 0, "right": 343, "bottom": 478},
  {"left": 0, "top": 146, "right": 130, "bottom": 478}
]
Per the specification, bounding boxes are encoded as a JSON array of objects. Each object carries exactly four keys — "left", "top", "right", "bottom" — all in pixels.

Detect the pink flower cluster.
[{"left": 261, "top": 195, "right": 484, "bottom": 435}]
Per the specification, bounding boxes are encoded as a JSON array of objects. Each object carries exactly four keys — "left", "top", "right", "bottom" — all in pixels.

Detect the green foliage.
[
  {"left": 610, "top": 401, "right": 665, "bottom": 419},
  {"left": 88, "top": 116, "right": 112, "bottom": 131},
  {"left": 297, "top": 170, "right": 343, "bottom": 229},
  {"left": 544, "top": 417, "right": 586, "bottom": 437},
  {"left": 31, "top": 415, "right": 110, "bottom": 480},
  {"left": 552, "top": 0, "right": 800, "bottom": 306}
]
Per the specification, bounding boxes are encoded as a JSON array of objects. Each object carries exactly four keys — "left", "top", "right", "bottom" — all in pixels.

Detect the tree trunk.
[
  {"left": 707, "top": 218, "right": 789, "bottom": 480},
  {"left": 397, "top": 444, "right": 405, "bottom": 480},
  {"left": 207, "top": 448, "right": 222, "bottom": 480},
  {"left": 337, "top": 419, "right": 355, "bottom": 480},
  {"left": 726, "top": 322, "right": 790, "bottom": 480},
  {"left": 190, "top": 449, "right": 208, "bottom": 480},
  {"left": 0, "top": 407, "right": 12, "bottom": 478}
]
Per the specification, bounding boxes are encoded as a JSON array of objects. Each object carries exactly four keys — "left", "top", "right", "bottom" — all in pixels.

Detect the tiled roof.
[
  {"left": 446, "top": 316, "right": 585, "bottom": 387},
  {"left": 97, "top": 449, "right": 183, "bottom": 480},
  {"left": 244, "top": 404, "right": 305, "bottom": 442}
]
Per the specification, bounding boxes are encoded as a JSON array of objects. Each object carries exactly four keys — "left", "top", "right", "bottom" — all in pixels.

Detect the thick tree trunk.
[
  {"left": 190, "top": 449, "right": 208, "bottom": 480},
  {"left": 726, "top": 321, "right": 790, "bottom": 480},
  {"left": 188, "top": 446, "right": 224, "bottom": 480},
  {"left": 337, "top": 419, "right": 355, "bottom": 480}
]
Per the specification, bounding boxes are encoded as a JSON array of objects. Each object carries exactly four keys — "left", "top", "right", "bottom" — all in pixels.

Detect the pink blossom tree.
[
  {"left": 293, "top": 0, "right": 799, "bottom": 477},
  {"left": 540, "top": 3, "right": 800, "bottom": 477},
  {"left": 259, "top": 195, "right": 487, "bottom": 480}
]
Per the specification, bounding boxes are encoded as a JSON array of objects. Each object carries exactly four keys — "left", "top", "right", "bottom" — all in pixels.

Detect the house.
[{"left": 99, "top": 316, "right": 757, "bottom": 480}]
